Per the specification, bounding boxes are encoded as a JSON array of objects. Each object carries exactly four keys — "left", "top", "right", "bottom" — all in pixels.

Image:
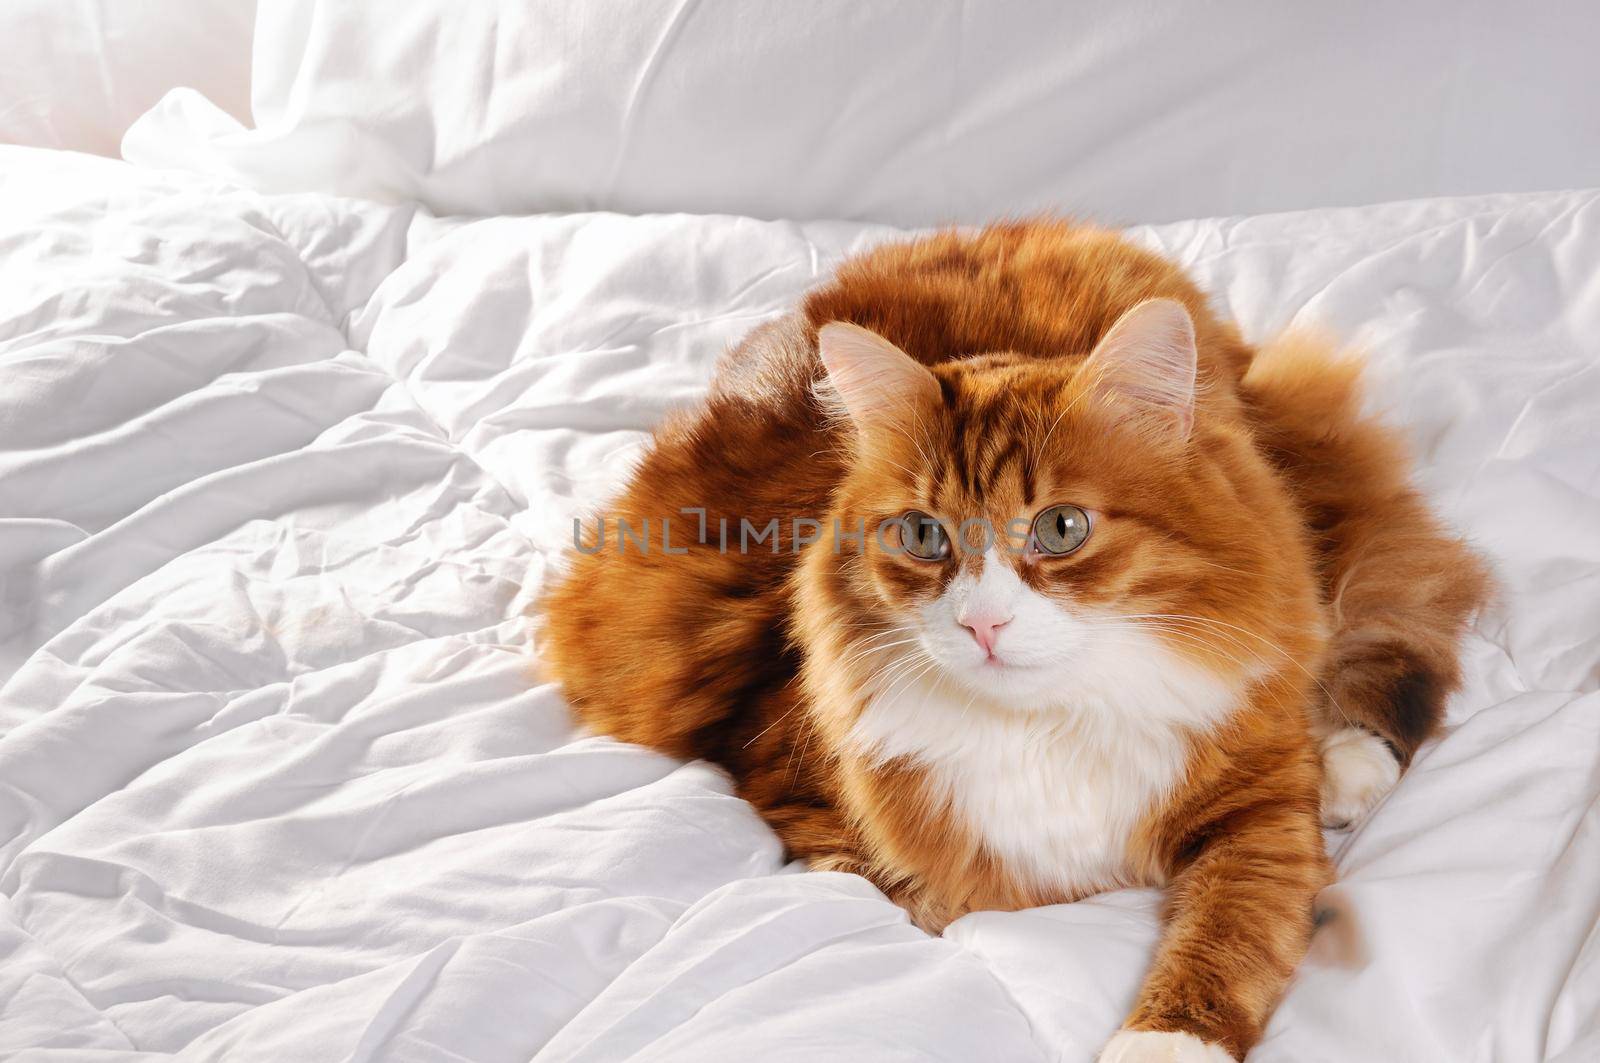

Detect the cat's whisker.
[
  {"left": 742, "top": 703, "right": 800, "bottom": 749},
  {"left": 1096, "top": 620, "right": 1285, "bottom": 679},
  {"left": 957, "top": 684, "right": 981, "bottom": 724},
  {"left": 838, "top": 627, "right": 915, "bottom": 653},
  {"left": 854, "top": 650, "right": 927, "bottom": 697},
  {"left": 838, "top": 625, "right": 910, "bottom": 647},
  {"left": 879, "top": 651, "right": 938, "bottom": 693},
  {"left": 871, "top": 651, "right": 941, "bottom": 708},
  {"left": 837, "top": 627, "right": 919, "bottom": 662},
  {"left": 839, "top": 638, "right": 925, "bottom": 670},
  {"left": 787, "top": 721, "right": 816, "bottom": 789},
  {"left": 871, "top": 452, "right": 926, "bottom": 483},
  {"left": 1085, "top": 628, "right": 1258, "bottom": 674},
  {"left": 1035, "top": 363, "right": 1106, "bottom": 454},
  {"left": 1097, "top": 621, "right": 1266, "bottom": 671},
  {"left": 1104, "top": 613, "right": 1353, "bottom": 727}
]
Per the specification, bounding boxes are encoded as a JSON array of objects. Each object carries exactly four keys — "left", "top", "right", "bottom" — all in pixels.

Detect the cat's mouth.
[
  {"left": 945, "top": 650, "right": 1056, "bottom": 701},
  {"left": 904, "top": 624, "right": 1062, "bottom": 702},
  {"left": 915, "top": 631, "right": 1049, "bottom": 678}
]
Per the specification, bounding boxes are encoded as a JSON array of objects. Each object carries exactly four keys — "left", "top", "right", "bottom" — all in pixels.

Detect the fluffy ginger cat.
[{"left": 540, "top": 222, "right": 1489, "bottom": 1061}]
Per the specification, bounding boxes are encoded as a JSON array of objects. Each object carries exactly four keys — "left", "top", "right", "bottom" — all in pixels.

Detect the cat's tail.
[{"left": 1241, "top": 333, "right": 1493, "bottom": 818}]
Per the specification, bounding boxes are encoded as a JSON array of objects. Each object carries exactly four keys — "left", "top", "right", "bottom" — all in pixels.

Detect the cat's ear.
[
  {"left": 1081, "top": 298, "right": 1198, "bottom": 439},
  {"left": 816, "top": 322, "right": 939, "bottom": 430}
]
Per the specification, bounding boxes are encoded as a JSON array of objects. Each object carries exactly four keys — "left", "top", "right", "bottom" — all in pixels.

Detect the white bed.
[{"left": 3, "top": 4, "right": 1599, "bottom": 1061}]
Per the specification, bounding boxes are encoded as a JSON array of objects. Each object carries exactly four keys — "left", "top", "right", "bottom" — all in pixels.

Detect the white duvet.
[{"left": 1, "top": 145, "right": 1597, "bottom": 1062}]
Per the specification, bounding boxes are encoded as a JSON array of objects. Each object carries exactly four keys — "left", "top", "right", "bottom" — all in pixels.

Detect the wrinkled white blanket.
[{"left": 1, "top": 146, "right": 1596, "bottom": 1061}]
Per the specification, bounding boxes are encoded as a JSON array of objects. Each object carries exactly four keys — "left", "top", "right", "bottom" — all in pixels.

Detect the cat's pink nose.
[{"left": 960, "top": 614, "right": 1010, "bottom": 656}]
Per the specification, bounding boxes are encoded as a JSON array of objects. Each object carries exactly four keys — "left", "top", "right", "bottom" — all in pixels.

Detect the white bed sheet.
[{"left": 0, "top": 146, "right": 1597, "bottom": 1061}]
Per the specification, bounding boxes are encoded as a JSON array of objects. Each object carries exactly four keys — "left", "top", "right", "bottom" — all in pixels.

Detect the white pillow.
[
  {"left": 125, "top": 0, "right": 1600, "bottom": 224},
  {"left": 0, "top": 0, "right": 254, "bottom": 157}
]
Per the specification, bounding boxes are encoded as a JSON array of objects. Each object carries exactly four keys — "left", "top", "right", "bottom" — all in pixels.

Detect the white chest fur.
[{"left": 846, "top": 634, "right": 1242, "bottom": 897}]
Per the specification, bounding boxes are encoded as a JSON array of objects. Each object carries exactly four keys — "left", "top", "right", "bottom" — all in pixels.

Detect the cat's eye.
[
  {"left": 1031, "top": 504, "right": 1091, "bottom": 556},
  {"left": 899, "top": 510, "right": 950, "bottom": 561}
]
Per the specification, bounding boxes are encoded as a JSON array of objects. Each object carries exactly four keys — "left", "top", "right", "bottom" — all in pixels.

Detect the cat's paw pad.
[
  {"left": 1098, "top": 1029, "right": 1236, "bottom": 1062},
  {"left": 1320, "top": 726, "right": 1400, "bottom": 829}
]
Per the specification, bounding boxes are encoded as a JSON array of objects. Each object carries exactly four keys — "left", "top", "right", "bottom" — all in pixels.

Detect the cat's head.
[{"left": 807, "top": 299, "right": 1317, "bottom": 725}]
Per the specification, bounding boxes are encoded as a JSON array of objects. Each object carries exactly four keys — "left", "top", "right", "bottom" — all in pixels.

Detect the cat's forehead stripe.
[
  {"left": 960, "top": 387, "right": 998, "bottom": 496},
  {"left": 981, "top": 438, "right": 1023, "bottom": 500},
  {"left": 932, "top": 380, "right": 1045, "bottom": 509}
]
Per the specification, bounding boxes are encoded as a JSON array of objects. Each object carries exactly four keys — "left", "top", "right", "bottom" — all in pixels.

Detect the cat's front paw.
[
  {"left": 1098, "top": 1029, "right": 1236, "bottom": 1062},
  {"left": 1320, "top": 725, "right": 1400, "bottom": 829}
]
